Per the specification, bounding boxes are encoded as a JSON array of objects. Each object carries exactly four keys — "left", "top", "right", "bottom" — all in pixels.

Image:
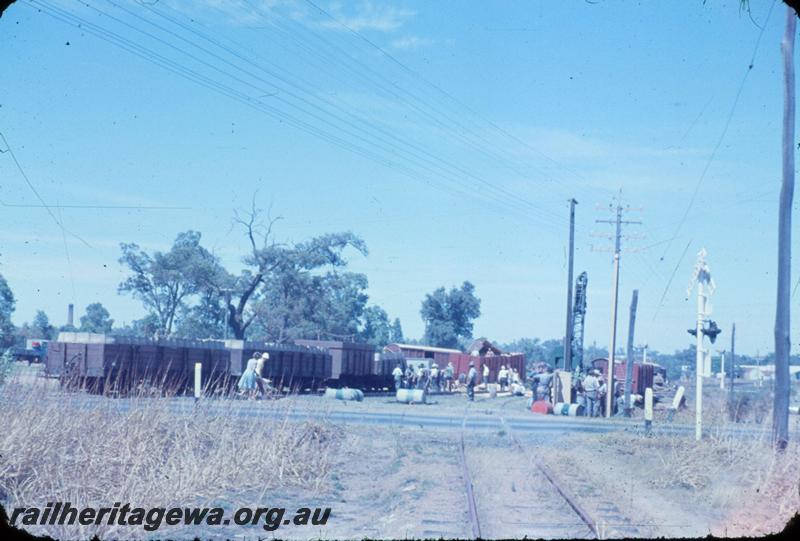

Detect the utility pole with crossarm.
[{"left": 595, "top": 190, "right": 642, "bottom": 418}]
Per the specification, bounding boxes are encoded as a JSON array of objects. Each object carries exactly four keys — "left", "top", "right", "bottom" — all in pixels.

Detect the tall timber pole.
[
  {"left": 773, "top": 5, "right": 796, "bottom": 451},
  {"left": 730, "top": 322, "right": 736, "bottom": 394},
  {"left": 624, "top": 289, "right": 639, "bottom": 416},
  {"left": 607, "top": 250, "right": 621, "bottom": 418},
  {"left": 596, "top": 191, "right": 641, "bottom": 418},
  {"left": 564, "top": 198, "right": 578, "bottom": 372}
]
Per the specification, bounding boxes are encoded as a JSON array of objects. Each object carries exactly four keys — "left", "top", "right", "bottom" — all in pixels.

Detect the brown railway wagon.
[
  {"left": 293, "top": 340, "right": 376, "bottom": 387},
  {"left": 227, "top": 341, "right": 332, "bottom": 391},
  {"left": 47, "top": 333, "right": 232, "bottom": 395}
]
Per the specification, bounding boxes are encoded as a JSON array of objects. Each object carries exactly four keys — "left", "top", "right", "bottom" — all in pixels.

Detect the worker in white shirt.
[
  {"left": 498, "top": 365, "right": 509, "bottom": 391},
  {"left": 391, "top": 362, "right": 404, "bottom": 392},
  {"left": 482, "top": 364, "right": 490, "bottom": 389},
  {"left": 583, "top": 369, "right": 601, "bottom": 417}
]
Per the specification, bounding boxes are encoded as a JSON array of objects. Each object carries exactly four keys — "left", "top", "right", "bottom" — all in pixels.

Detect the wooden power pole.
[
  {"left": 596, "top": 191, "right": 641, "bottom": 418},
  {"left": 624, "top": 289, "right": 639, "bottom": 416},
  {"left": 730, "top": 322, "right": 736, "bottom": 395},
  {"left": 564, "top": 198, "right": 578, "bottom": 372},
  {"left": 774, "top": 5, "right": 795, "bottom": 451}
]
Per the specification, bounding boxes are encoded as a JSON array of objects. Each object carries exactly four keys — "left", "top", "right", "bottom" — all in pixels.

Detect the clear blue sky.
[{"left": 0, "top": 0, "right": 793, "bottom": 355}]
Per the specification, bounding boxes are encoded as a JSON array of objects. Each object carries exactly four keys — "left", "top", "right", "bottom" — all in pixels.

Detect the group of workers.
[
  {"left": 392, "top": 361, "right": 457, "bottom": 392},
  {"left": 391, "top": 360, "right": 523, "bottom": 400}
]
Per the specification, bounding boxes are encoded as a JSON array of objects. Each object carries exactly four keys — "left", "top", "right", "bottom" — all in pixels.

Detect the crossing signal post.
[{"left": 686, "top": 248, "right": 717, "bottom": 441}]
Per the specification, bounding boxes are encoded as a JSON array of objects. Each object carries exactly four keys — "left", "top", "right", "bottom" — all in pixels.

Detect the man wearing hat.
[
  {"left": 255, "top": 352, "right": 270, "bottom": 397},
  {"left": 583, "top": 369, "right": 601, "bottom": 417},
  {"left": 466, "top": 361, "right": 477, "bottom": 401}
]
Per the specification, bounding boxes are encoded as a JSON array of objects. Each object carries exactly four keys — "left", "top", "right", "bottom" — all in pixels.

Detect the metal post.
[
  {"left": 624, "top": 290, "right": 639, "bottom": 416},
  {"left": 643, "top": 345, "right": 648, "bottom": 365},
  {"left": 695, "top": 279, "right": 705, "bottom": 441},
  {"left": 644, "top": 388, "right": 654, "bottom": 435},
  {"left": 194, "top": 362, "right": 202, "bottom": 402},
  {"left": 564, "top": 198, "right": 577, "bottom": 372},
  {"left": 720, "top": 352, "right": 725, "bottom": 390}
]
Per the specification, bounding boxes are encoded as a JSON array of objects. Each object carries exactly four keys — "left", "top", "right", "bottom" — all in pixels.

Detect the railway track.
[
  {"left": 499, "top": 414, "right": 655, "bottom": 539},
  {"left": 457, "top": 411, "right": 595, "bottom": 540}
]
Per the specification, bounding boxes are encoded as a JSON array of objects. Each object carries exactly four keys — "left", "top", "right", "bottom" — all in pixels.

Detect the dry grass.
[
  {"left": 644, "top": 428, "right": 800, "bottom": 536},
  {"left": 656, "top": 385, "right": 774, "bottom": 427},
  {"left": 0, "top": 381, "right": 341, "bottom": 539},
  {"left": 557, "top": 425, "right": 800, "bottom": 537}
]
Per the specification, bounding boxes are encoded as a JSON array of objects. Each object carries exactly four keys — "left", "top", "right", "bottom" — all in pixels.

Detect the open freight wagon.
[
  {"left": 228, "top": 339, "right": 332, "bottom": 392},
  {"left": 46, "top": 333, "right": 231, "bottom": 395},
  {"left": 45, "top": 333, "right": 401, "bottom": 395}
]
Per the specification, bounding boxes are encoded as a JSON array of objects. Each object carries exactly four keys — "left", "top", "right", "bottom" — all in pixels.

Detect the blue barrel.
[
  {"left": 324, "top": 387, "right": 364, "bottom": 401},
  {"left": 554, "top": 402, "right": 584, "bottom": 416}
]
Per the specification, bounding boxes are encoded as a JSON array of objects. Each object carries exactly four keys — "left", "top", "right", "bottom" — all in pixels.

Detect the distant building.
[{"left": 736, "top": 364, "right": 800, "bottom": 381}]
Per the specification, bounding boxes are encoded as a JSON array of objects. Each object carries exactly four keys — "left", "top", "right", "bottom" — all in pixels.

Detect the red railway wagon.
[
  {"left": 448, "top": 353, "right": 526, "bottom": 384},
  {"left": 591, "top": 358, "right": 654, "bottom": 395}
]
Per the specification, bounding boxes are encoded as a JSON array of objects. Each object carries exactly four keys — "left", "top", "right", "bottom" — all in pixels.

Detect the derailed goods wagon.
[
  {"left": 591, "top": 358, "right": 654, "bottom": 396},
  {"left": 448, "top": 353, "right": 526, "bottom": 384}
]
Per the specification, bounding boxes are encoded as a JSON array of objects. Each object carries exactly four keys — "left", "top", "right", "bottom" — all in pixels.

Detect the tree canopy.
[
  {"left": 118, "top": 231, "right": 225, "bottom": 337},
  {"left": 116, "top": 205, "right": 394, "bottom": 342},
  {"left": 0, "top": 272, "right": 16, "bottom": 349},
  {"left": 79, "top": 303, "right": 115, "bottom": 334},
  {"left": 420, "top": 281, "right": 481, "bottom": 349}
]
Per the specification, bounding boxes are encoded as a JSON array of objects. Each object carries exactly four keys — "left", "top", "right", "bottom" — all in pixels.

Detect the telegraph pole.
[
  {"left": 595, "top": 191, "right": 641, "bottom": 418},
  {"left": 564, "top": 198, "right": 578, "bottom": 372},
  {"left": 624, "top": 289, "right": 639, "bottom": 416},
  {"left": 730, "top": 322, "right": 736, "bottom": 394},
  {"left": 773, "top": 5, "right": 795, "bottom": 451}
]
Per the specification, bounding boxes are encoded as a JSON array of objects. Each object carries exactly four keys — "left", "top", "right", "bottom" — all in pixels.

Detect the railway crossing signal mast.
[
  {"left": 595, "top": 191, "right": 641, "bottom": 418},
  {"left": 686, "top": 248, "right": 719, "bottom": 441}
]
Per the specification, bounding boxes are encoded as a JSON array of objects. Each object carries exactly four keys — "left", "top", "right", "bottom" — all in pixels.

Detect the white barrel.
[
  {"left": 554, "top": 402, "right": 584, "bottom": 416},
  {"left": 324, "top": 387, "right": 364, "bottom": 401},
  {"left": 396, "top": 388, "right": 427, "bottom": 404}
]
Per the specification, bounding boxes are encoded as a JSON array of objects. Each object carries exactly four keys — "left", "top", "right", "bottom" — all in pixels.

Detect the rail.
[{"left": 458, "top": 415, "right": 482, "bottom": 540}]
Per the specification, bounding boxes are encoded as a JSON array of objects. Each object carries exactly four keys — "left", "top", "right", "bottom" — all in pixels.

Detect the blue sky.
[{"left": 0, "top": 0, "right": 793, "bottom": 355}]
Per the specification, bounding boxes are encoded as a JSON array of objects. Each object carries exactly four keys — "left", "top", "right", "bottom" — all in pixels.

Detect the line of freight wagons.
[{"left": 44, "top": 334, "right": 529, "bottom": 395}]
